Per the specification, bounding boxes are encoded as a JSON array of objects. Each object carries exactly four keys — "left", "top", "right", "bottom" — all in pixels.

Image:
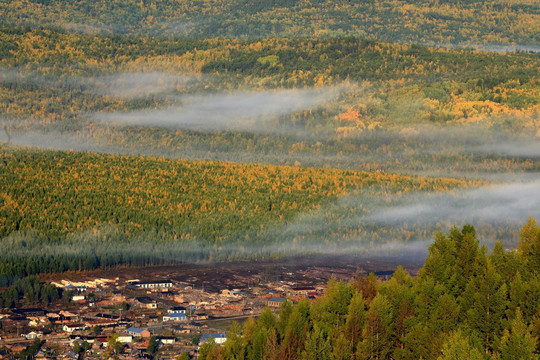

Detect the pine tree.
[
  {"left": 301, "top": 324, "right": 332, "bottom": 360},
  {"left": 518, "top": 217, "right": 540, "bottom": 275},
  {"left": 330, "top": 333, "right": 353, "bottom": 360},
  {"left": 344, "top": 291, "right": 366, "bottom": 350},
  {"left": 359, "top": 294, "right": 394, "bottom": 360},
  {"left": 499, "top": 308, "right": 539, "bottom": 360},
  {"left": 437, "top": 329, "right": 484, "bottom": 360},
  {"left": 462, "top": 259, "right": 508, "bottom": 354},
  {"left": 222, "top": 322, "right": 245, "bottom": 360},
  {"left": 419, "top": 231, "right": 456, "bottom": 288}
]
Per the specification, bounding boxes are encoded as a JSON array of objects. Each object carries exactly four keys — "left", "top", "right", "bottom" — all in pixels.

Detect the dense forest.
[
  {"left": 1, "top": 27, "right": 539, "bottom": 175},
  {"left": 0, "top": 146, "right": 481, "bottom": 286},
  {"left": 1, "top": 0, "right": 539, "bottom": 45},
  {"left": 199, "top": 219, "right": 540, "bottom": 360},
  {"left": 0, "top": 0, "right": 538, "bottom": 304}
]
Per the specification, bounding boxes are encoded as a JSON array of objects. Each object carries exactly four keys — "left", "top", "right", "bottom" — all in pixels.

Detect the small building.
[
  {"left": 163, "top": 313, "right": 187, "bottom": 322},
  {"left": 25, "top": 331, "right": 42, "bottom": 340},
  {"left": 134, "top": 280, "right": 173, "bottom": 289},
  {"left": 156, "top": 336, "right": 176, "bottom": 345},
  {"left": 59, "top": 311, "right": 78, "bottom": 321},
  {"left": 66, "top": 284, "right": 87, "bottom": 292},
  {"left": 167, "top": 306, "right": 186, "bottom": 314},
  {"left": 267, "top": 297, "right": 286, "bottom": 307},
  {"left": 63, "top": 350, "right": 79, "bottom": 359},
  {"left": 200, "top": 333, "right": 227, "bottom": 345},
  {"left": 135, "top": 297, "right": 158, "bottom": 309},
  {"left": 290, "top": 286, "right": 316, "bottom": 296},
  {"left": 127, "top": 327, "right": 151, "bottom": 338},
  {"left": 47, "top": 313, "right": 61, "bottom": 322},
  {"left": 63, "top": 323, "right": 85, "bottom": 333},
  {"left": 192, "top": 312, "right": 208, "bottom": 320},
  {"left": 174, "top": 328, "right": 191, "bottom": 334},
  {"left": 117, "top": 334, "right": 133, "bottom": 343},
  {"left": 84, "top": 319, "right": 116, "bottom": 328}
]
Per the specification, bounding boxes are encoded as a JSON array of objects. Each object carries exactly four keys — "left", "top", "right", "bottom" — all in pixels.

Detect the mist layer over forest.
[{"left": 0, "top": 0, "right": 538, "bottom": 285}]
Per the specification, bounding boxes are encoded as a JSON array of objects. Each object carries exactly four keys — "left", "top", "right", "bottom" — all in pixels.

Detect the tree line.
[{"left": 1, "top": 0, "right": 538, "bottom": 45}]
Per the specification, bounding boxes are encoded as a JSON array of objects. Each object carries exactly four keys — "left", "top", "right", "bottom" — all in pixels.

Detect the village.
[{"left": 0, "top": 259, "right": 401, "bottom": 359}]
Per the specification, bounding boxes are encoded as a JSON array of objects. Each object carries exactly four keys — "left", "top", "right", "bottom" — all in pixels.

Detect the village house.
[
  {"left": 134, "top": 280, "right": 173, "bottom": 289},
  {"left": 117, "top": 334, "right": 133, "bottom": 343},
  {"left": 289, "top": 286, "right": 316, "bottom": 297},
  {"left": 174, "top": 327, "right": 191, "bottom": 335},
  {"left": 63, "top": 323, "right": 85, "bottom": 333},
  {"left": 127, "top": 327, "right": 151, "bottom": 338},
  {"left": 46, "top": 312, "right": 61, "bottom": 323},
  {"left": 191, "top": 312, "right": 208, "bottom": 320},
  {"left": 163, "top": 313, "right": 187, "bottom": 322},
  {"left": 27, "top": 315, "right": 51, "bottom": 327},
  {"left": 267, "top": 297, "right": 286, "bottom": 307},
  {"left": 59, "top": 310, "right": 79, "bottom": 322},
  {"left": 85, "top": 319, "right": 116, "bottom": 328},
  {"left": 200, "top": 333, "right": 227, "bottom": 345},
  {"left": 72, "top": 295, "right": 85, "bottom": 302},
  {"left": 167, "top": 306, "right": 186, "bottom": 314},
  {"left": 135, "top": 297, "right": 158, "bottom": 309},
  {"left": 94, "top": 313, "right": 120, "bottom": 321},
  {"left": 66, "top": 284, "right": 88, "bottom": 292},
  {"left": 156, "top": 335, "right": 176, "bottom": 345},
  {"left": 24, "top": 331, "right": 42, "bottom": 340}
]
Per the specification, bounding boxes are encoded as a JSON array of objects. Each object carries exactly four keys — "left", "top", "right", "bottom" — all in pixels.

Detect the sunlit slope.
[
  {"left": 1, "top": 0, "right": 539, "bottom": 45},
  {"left": 2, "top": 29, "right": 537, "bottom": 133},
  {"left": 1, "top": 29, "right": 538, "bottom": 176},
  {"left": 0, "top": 145, "right": 484, "bottom": 284},
  {"left": 0, "top": 146, "right": 474, "bottom": 242}
]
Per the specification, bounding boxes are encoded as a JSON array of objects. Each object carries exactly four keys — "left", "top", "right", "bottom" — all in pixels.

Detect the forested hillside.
[
  {"left": 1, "top": 0, "right": 539, "bottom": 45},
  {"left": 0, "top": 0, "right": 538, "bottom": 291},
  {"left": 1, "top": 28, "right": 539, "bottom": 175},
  {"left": 200, "top": 219, "right": 540, "bottom": 360},
  {"left": 0, "top": 146, "right": 479, "bottom": 286}
]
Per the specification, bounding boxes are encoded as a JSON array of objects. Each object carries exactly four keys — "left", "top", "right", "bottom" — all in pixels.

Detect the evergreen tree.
[
  {"left": 279, "top": 300, "right": 311, "bottom": 360},
  {"left": 518, "top": 217, "right": 540, "bottom": 275},
  {"left": 330, "top": 333, "right": 353, "bottom": 360},
  {"left": 359, "top": 294, "right": 394, "bottom": 360},
  {"left": 311, "top": 278, "right": 354, "bottom": 331},
  {"left": 147, "top": 335, "right": 159, "bottom": 354},
  {"left": 462, "top": 259, "right": 508, "bottom": 354},
  {"left": 499, "top": 308, "right": 539, "bottom": 360},
  {"left": 419, "top": 231, "right": 456, "bottom": 288},
  {"left": 344, "top": 291, "right": 366, "bottom": 350},
  {"left": 222, "top": 322, "right": 245, "bottom": 360},
  {"left": 301, "top": 324, "right": 332, "bottom": 360},
  {"left": 451, "top": 228, "right": 486, "bottom": 295},
  {"left": 437, "top": 329, "right": 484, "bottom": 360},
  {"left": 351, "top": 273, "right": 378, "bottom": 306}
]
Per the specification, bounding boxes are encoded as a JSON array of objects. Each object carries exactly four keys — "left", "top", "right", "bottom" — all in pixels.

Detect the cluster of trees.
[
  {"left": 1, "top": 0, "right": 538, "bottom": 45},
  {"left": 0, "top": 276, "right": 60, "bottom": 308},
  {"left": 0, "top": 146, "right": 477, "bottom": 286},
  {"left": 201, "top": 219, "right": 540, "bottom": 359}
]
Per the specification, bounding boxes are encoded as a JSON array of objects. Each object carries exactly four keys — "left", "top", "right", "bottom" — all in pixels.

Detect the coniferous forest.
[{"left": 0, "top": 0, "right": 539, "bottom": 357}]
